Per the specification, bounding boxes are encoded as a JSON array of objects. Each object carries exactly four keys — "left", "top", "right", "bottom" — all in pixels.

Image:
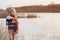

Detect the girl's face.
[
  {"left": 10, "top": 10, "right": 16, "bottom": 15},
  {"left": 10, "top": 9, "right": 16, "bottom": 15}
]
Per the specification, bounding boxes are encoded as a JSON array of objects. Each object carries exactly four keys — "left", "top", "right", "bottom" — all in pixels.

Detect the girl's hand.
[{"left": 15, "top": 30, "right": 18, "bottom": 34}]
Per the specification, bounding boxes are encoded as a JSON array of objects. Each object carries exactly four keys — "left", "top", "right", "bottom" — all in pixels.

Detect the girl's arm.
[
  {"left": 15, "top": 17, "right": 18, "bottom": 33},
  {"left": 16, "top": 19, "right": 18, "bottom": 31}
]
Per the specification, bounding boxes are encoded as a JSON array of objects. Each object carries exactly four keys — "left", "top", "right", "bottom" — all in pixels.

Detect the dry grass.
[{"left": 0, "top": 27, "right": 9, "bottom": 40}]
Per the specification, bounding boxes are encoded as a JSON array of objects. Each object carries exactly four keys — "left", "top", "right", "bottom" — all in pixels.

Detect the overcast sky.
[{"left": 0, "top": 0, "right": 60, "bottom": 9}]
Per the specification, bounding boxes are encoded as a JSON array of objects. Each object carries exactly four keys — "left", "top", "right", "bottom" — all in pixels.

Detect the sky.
[{"left": 0, "top": 0, "right": 60, "bottom": 9}]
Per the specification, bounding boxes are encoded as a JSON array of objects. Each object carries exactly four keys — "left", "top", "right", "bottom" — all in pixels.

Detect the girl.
[{"left": 6, "top": 7, "right": 18, "bottom": 40}]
